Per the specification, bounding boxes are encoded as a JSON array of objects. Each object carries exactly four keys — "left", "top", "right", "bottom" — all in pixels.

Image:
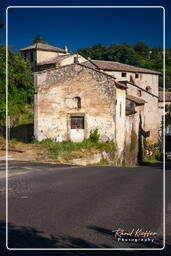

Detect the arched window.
[{"left": 74, "top": 97, "right": 81, "bottom": 109}]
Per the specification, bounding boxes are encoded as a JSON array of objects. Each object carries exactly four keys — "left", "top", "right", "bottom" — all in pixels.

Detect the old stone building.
[{"left": 20, "top": 43, "right": 161, "bottom": 162}]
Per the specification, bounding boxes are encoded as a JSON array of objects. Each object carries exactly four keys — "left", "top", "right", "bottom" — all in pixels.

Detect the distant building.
[{"left": 159, "top": 91, "right": 171, "bottom": 137}]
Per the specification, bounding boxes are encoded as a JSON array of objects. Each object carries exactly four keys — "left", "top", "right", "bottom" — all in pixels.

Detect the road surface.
[{"left": 0, "top": 160, "right": 170, "bottom": 255}]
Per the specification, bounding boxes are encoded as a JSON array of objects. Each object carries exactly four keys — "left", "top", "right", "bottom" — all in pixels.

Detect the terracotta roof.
[
  {"left": 81, "top": 61, "right": 118, "bottom": 80},
  {"left": 90, "top": 60, "right": 161, "bottom": 75},
  {"left": 20, "top": 43, "right": 66, "bottom": 53},
  {"left": 126, "top": 94, "right": 146, "bottom": 105},
  {"left": 159, "top": 91, "right": 171, "bottom": 102},
  {"left": 80, "top": 60, "right": 99, "bottom": 70},
  {"left": 79, "top": 63, "right": 129, "bottom": 89}
]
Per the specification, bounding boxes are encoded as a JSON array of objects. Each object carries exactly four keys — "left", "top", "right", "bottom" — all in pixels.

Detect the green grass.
[
  {"left": 32, "top": 138, "right": 116, "bottom": 161},
  {"left": 8, "top": 138, "right": 19, "bottom": 148}
]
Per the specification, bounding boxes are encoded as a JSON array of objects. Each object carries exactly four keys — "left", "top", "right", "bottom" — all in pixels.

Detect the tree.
[
  {"left": 0, "top": 16, "right": 4, "bottom": 43},
  {"left": 134, "top": 42, "right": 149, "bottom": 57},
  {"left": 0, "top": 16, "right": 4, "bottom": 30},
  {"left": 78, "top": 42, "right": 171, "bottom": 87},
  {"left": 32, "top": 34, "right": 47, "bottom": 44},
  {"left": 0, "top": 45, "right": 33, "bottom": 126}
]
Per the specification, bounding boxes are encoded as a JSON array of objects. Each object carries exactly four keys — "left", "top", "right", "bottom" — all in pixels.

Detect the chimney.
[
  {"left": 74, "top": 54, "right": 79, "bottom": 63},
  {"left": 64, "top": 45, "right": 68, "bottom": 53}
]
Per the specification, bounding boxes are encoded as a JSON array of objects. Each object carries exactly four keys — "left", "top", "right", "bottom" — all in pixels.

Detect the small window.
[
  {"left": 30, "top": 51, "right": 34, "bottom": 62},
  {"left": 135, "top": 73, "right": 139, "bottom": 78},
  {"left": 23, "top": 52, "right": 27, "bottom": 60},
  {"left": 146, "top": 86, "right": 152, "bottom": 93},
  {"left": 74, "top": 56, "right": 78, "bottom": 63},
  {"left": 121, "top": 72, "right": 127, "bottom": 77},
  {"left": 137, "top": 89, "right": 142, "bottom": 97},
  {"left": 74, "top": 96, "right": 81, "bottom": 109},
  {"left": 71, "top": 116, "right": 84, "bottom": 129}
]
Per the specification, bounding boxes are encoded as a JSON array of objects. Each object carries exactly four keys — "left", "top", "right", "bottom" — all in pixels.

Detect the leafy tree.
[
  {"left": 0, "top": 45, "right": 33, "bottom": 126},
  {"left": 0, "top": 16, "right": 4, "bottom": 30},
  {"left": 134, "top": 41, "right": 149, "bottom": 57},
  {"left": 32, "top": 34, "right": 47, "bottom": 44},
  {"left": 0, "top": 16, "right": 4, "bottom": 43}
]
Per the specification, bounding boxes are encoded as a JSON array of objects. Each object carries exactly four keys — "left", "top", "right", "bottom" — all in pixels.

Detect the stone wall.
[
  {"left": 34, "top": 64, "right": 118, "bottom": 144},
  {"left": 124, "top": 106, "right": 143, "bottom": 165}
]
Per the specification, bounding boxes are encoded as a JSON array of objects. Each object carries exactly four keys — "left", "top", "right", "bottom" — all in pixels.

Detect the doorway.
[{"left": 70, "top": 116, "right": 85, "bottom": 142}]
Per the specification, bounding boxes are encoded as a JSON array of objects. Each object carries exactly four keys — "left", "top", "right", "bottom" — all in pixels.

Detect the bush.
[
  {"left": 31, "top": 137, "right": 116, "bottom": 162},
  {"left": 143, "top": 139, "right": 163, "bottom": 161},
  {"left": 89, "top": 129, "right": 100, "bottom": 143}
]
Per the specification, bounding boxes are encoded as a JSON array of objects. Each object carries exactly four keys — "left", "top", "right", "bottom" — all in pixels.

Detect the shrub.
[
  {"left": 89, "top": 129, "right": 100, "bottom": 143},
  {"left": 143, "top": 139, "right": 163, "bottom": 161}
]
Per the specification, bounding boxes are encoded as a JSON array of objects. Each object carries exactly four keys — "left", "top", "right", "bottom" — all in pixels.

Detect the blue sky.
[{"left": 1, "top": 0, "right": 170, "bottom": 51}]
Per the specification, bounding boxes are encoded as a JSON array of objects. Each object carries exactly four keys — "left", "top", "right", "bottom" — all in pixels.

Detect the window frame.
[
  {"left": 74, "top": 96, "right": 81, "bottom": 109},
  {"left": 71, "top": 116, "right": 84, "bottom": 129},
  {"left": 137, "top": 89, "right": 142, "bottom": 97}
]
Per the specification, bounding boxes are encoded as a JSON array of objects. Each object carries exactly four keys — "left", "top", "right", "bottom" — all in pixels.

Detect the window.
[
  {"left": 121, "top": 72, "right": 127, "bottom": 77},
  {"left": 137, "top": 89, "right": 142, "bottom": 97},
  {"left": 23, "top": 52, "right": 27, "bottom": 60},
  {"left": 135, "top": 73, "right": 139, "bottom": 78},
  {"left": 74, "top": 96, "right": 81, "bottom": 109},
  {"left": 146, "top": 86, "right": 152, "bottom": 93},
  {"left": 71, "top": 116, "right": 84, "bottom": 129},
  {"left": 30, "top": 51, "right": 34, "bottom": 62},
  {"left": 74, "top": 56, "right": 78, "bottom": 63}
]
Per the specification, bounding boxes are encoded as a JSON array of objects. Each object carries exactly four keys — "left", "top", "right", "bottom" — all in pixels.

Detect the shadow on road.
[
  {"left": 141, "top": 160, "right": 171, "bottom": 171},
  {"left": 0, "top": 221, "right": 98, "bottom": 249},
  {"left": 1, "top": 221, "right": 170, "bottom": 255}
]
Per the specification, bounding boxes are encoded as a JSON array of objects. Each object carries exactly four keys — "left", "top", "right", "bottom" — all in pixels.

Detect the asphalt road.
[{"left": 0, "top": 160, "right": 171, "bottom": 255}]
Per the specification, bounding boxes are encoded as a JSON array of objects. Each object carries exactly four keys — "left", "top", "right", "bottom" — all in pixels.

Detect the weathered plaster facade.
[
  {"left": 36, "top": 50, "right": 66, "bottom": 64},
  {"left": 115, "top": 88, "right": 126, "bottom": 154},
  {"left": 35, "top": 65, "right": 116, "bottom": 140},
  {"left": 126, "top": 82, "right": 160, "bottom": 143},
  {"left": 105, "top": 71, "right": 159, "bottom": 96}
]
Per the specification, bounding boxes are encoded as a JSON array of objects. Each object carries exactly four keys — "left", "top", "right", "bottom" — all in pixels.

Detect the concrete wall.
[
  {"left": 105, "top": 71, "right": 159, "bottom": 96},
  {"left": 59, "top": 54, "right": 87, "bottom": 66},
  {"left": 34, "top": 64, "right": 118, "bottom": 144},
  {"left": 36, "top": 50, "right": 64, "bottom": 64},
  {"left": 115, "top": 88, "right": 126, "bottom": 158}
]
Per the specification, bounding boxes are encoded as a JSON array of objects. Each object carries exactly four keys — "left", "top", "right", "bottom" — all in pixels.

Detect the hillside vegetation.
[
  {"left": 0, "top": 45, "right": 33, "bottom": 127},
  {"left": 78, "top": 42, "right": 171, "bottom": 89}
]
